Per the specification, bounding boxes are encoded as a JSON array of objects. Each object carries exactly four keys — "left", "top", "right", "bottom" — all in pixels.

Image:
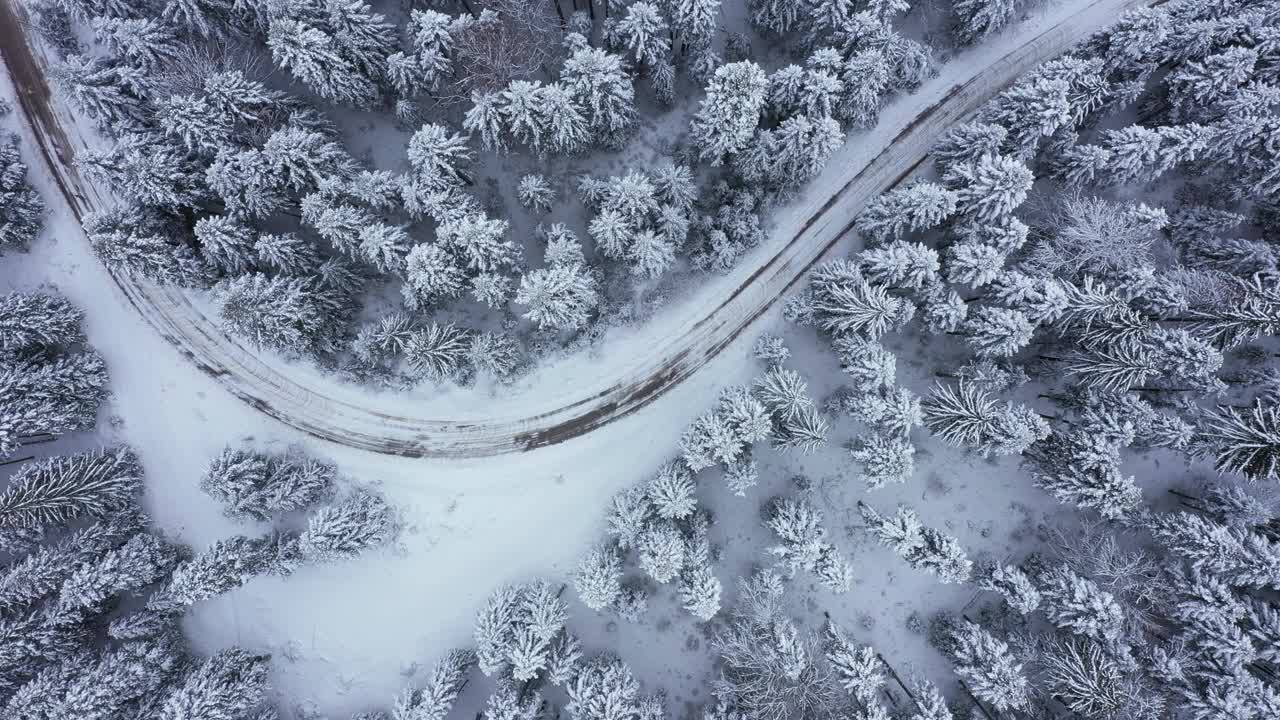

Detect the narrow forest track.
[{"left": 0, "top": 0, "right": 1148, "bottom": 458}]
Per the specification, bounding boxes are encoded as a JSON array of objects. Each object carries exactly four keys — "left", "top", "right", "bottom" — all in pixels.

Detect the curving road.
[{"left": 0, "top": 0, "right": 1147, "bottom": 457}]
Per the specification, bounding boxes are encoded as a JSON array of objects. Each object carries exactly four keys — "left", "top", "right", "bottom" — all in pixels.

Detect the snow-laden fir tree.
[
  {"left": 952, "top": 0, "right": 1026, "bottom": 44},
  {"left": 1, "top": 348, "right": 109, "bottom": 455},
  {"left": 679, "top": 564, "right": 723, "bottom": 621},
  {"left": 0, "top": 292, "right": 83, "bottom": 354},
  {"left": 860, "top": 241, "right": 940, "bottom": 291},
  {"left": 648, "top": 461, "right": 697, "bottom": 520},
  {"left": 766, "top": 496, "right": 853, "bottom": 593},
  {"left": 405, "top": 322, "right": 471, "bottom": 381},
  {"left": 267, "top": 17, "right": 379, "bottom": 107},
  {"left": 438, "top": 213, "right": 517, "bottom": 274},
  {"left": 214, "top": 273, "right": 347, "bottom": 357},
  {"left": 150, "top": 534, "right": 280, "bottom": 610},
  {"left": 516, "top": 263, "right": 598, "bottom": 331},
  {"left": 947, "top": 620, "right": 1029, "bottom": 711},
  {"left": 834, "top": 336, "right": 896, "bottom": 391},
  {"left": 200, "top": 447, "right": 336, "bottom": 522},
  {"left": 963, "top": 306, "right": 1035, "bottom": 358},
  {"left": 0, "top": 448, "right": 140, "bottom": 529},
  {"left": 408, "top": 123, "right": 473, "bottom": 190},
  {"left": 691, "top": 61, "right": 768, "bottom": 164},
  {"left": 0, "top": 513, "right": 140, "bottom": 614},
  {"left": 823, "top": 621, "right": 885, "bottom": 706},
  {"left": 933, "top": 122, "right": 1008, "bottom": 170},
  {"left": 613, "top": 1, "right": 670, "bottom": 67},
  {"left": 1038, "top": 564, "right": 1126, "bottom": 644},
  {"left": 55, "top": 532, "right": 178, "bottom": 620},
  {"left": 857, "top": 501, "right": 972, "bottom": 583},
  {"left": 638, "top": 521, "right": 686, "bottom": 584},
  {"left": 574, "top": 543, "right": 623, "bottom": 611},
  {"left": 944, "top": 154, "right": 1033, "bottom": 223},
  {"left": 298, "top": 490, "right": 397, "bottom": 563},
  {"left": 158, "top": 648, "right": 272, "bottom": 720},
  {"left": 849, "top": 433, "right": 915, "bottom": 489},
  {"left": 921, "top": 382, "right": 1049, "bottom": 457},
  {"left": 1146, "top": 510, "right": 1280, "bottom": 590},
  {"left": 565, "top": 655, "right": 642, "bottom": 720},
  {"left": 393, "top": 649, "right": 475, "bottom": 720},
  {"left": 796, "top": 259, "right": 914, "bottom": 340},
  {"left": 1194, "top": 401, "right": 1280, "bottom": 483},
  {"left": 83, "top": 205, "right": 208, "bottom": 286},
  {"left": 976, "top": 562, "right": 1040, "bottom": 614},
  {"left": 49, "top": 54, "right": 146, "bottom": 130},
  {"left": 0, "top": 137, "right": 44, "bottom": 252},
  {"left": 517, "top": 174, "right": 554, "bottom": 212}
]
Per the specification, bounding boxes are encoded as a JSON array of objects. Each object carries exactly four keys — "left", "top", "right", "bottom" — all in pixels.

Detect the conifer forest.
[{"left": 3, "top": 0, "right": 1280, "bottom": 718}]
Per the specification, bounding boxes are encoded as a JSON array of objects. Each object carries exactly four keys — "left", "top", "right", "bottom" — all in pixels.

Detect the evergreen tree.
[
  {"left": 945, "top": 154, "right": 1033, "bottom": 223},
  {"left": 0, "top": 292, "right": 83, "bottom": 354},
  {"left": 679, "top": 564, "right": 722, "bottom": 621},
  {"left": 0, "top": 448, "right": 140, "bottom": 529},
  {"left": 860, "top": 241, "right": 940, "bottom": 290},
  {"left": 963, "top": 306, "right": 1035, "bottom": 358},
  {"left": 0, "top": 513, "right": 139, "bottom": 614},
  {"left": 647, "top": 462, "right": 697, "bottom": 520},
  {"left": 517, "top": 174, "right": 554, "bottom": 212},
  {"left": 1038, "top": 565, "right": 1126, "bottom": 643},
  {"left": 158, "top": 648, "right": 272, "bottom": 720},
  {"left": 200, "top": 447, "right": 336, "bottom": 522},
  {"left": 515, "top": 264, "right": 598, "bottom": 331},
  {"left": 56, "top": 533, "right": 178, "bottom": 619},
  {"left": 977, "top": 563, "right": 1040, "bottom": 614},
  {"left": 613, "top": 2, "right": 670, "bottom": 67},
  {"left": 1194, "top": 401, "right": 1280, "bottom": 483},
  {"left": 215, "top": 273, "right": 347, "bottom": 357},
  {"left": 574, "top": 543, "right": 623, "bottom": 611},
  {"left": 405, "top": 323, "right": 470, "bottom": 381},
  {"left": 948, "top": 621, "right": 1029, "bottom": 711},
  {"left": 152, "top": 535, "right": 278, "bottom": 609},
  {"left": 0, "top": 352, "right": 108, "bottom": 459},
  {"left": 953, "top": 0, "right": 1025, "bottom": 44},
  {"left": 298, "top": 490, "right": 397, "bottom": 563},
  {"left": 394, "top": 649, "right": 475, "bottom": 720},
  {"left": 823, "top": 621, "right": 884, "bottom": 705},
  {"left": 83, "top": 205, "right": 208, "bottom": 286},
  {"left": 50, "top": 55, "right": 146, "bottom": 130},
  {"left": 638, "top": 521, "right": 686, "bottom": 584},
  {"left": 0, "top": 138, "right": 44, "bottom": 252},
  {"left": 565, "top": 656, "right": 642, "bottom": 720},
  {"left": 194, "top": 215, "right": 257, "bottom": 276},
  {"left": 921, "top": 382, "right": 1048, "bottom": 456},
  {"left": 849, "top": 433, "right": 915, "bottom": 489},
  {"left": 91, "top": 16, "right": 180, "bottom": 73},
  {"left": 933, "top": 122, "right": 1007, "bottom": 170},
  {"left": 691, "top": 61, "right": 768, "bottom": 164},
  {"left": 408, "top": 123, "right": 473, "bottom": 190},
  {"left": 403, "top": 243, "right": 466, "bottom": 309},
  {"left": 560, "top": 45, "right": 637, "bottom": 145},
  {"left": 438, "top": 214, "right": 517, "bottom": 274},
  {"left": 858, "top": 501, "right": 971, "bottom": 583},
  {"left": 267, "top": 17, "right": 379, "bottom": 106}
]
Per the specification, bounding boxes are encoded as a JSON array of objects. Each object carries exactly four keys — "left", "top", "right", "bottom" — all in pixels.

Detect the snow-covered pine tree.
[
  {"left": 1194, "top": 401, "right": 1280, "bottom": 483},
  {"left": 638, "top": 521, "right": 686, "bottom": 584},
  {"left": 50, "top": 54, "right": 146, "bottom": 130},
  {"left": 90, "top": 17, "right": 180, "bottom": 73},
  {"left": 565, "top": 655, "right": 642, "bottom": 720},
  {"left": 515, "top": 263, "right": 599, "bottom": 331},
  {"left": 823, "top": 621, "right": 885, "bottom": 706},
  {"left": 963, "top": 306, "right": 1035, "bottom": 358},
  {"left": 606, "top": 485, "right": 652, "bottom": 550},
  {"left": 944, "top": 154, "right": 1033, "bottom": 223},
  {"left": 766, "top": 496, "right": 852, "bottom": 593},
  {"left": 148, "top": 535, "right": 273, "bottom": 612},
  {"left": 55, "top": 532, "right": 178, "bottom": 620},
  {"left": 83, "top": 205, "right": 208, "bottom": 286},
  {"left": 0, "top": 513, "right": 140, "bottom": 614},
  {"left": 679, "top": 563, "right": 723, "bottom": 621},
  {"left": 952, "top": 0, "right": 1025, "bottom": 44},
  {"left": 574, "top": 543, "right": 623, "bottom": 611},
  {"left": 933, "top": 122, "right": 1008, "bottom": 170},
  {"left": 1038, "top": 564, "right": 1126, "bottom": 644},
  {"left": 947, "top": 620, "right": 1029, "bottom": 711},
  {"left": 438, "top": 213, "right": 517, "bottom": 274},
  {"left": 648, "top": 461, "right": 697, "bottom": 520},
  {"left": 690, "top": 61, "right": 768, "bottom": 164},
  {"left": 921, "top": 382, "right": 1048, "bottom": 456},
  {"left": 403, "top": 243, "right": 466, "bottom": 309},
  {"left": 976, "top": 562, "right": 1040, "bottom": 614},
  {"left": 408, "top": 123, "right": 474, "bottom": 191},
  {"left": 298, "top": 490, "right": 397, "bottom": 563},
  {"left": 267, "top": 17, "right": 379, "bottom": 107},
  {"left": 517, "top": 174, "right": 555, "bottom": 212},
  {"left": 849, "top": 433, "right": 915, "bottom": 489},
  {"left": 200, "top": 447, "right": 336, "bottom": 522},
  {"left": 613, "top": 1, "right": 670, "bottom": 67},
  {"left": 158, "top": 648, "right": 272, "bottom": 720},
  {"left": 860, "top": 241, "right": 940, "bottom": 290},
  {"left": 857, "top": 502, "right": 971, "bottom": 583},
  {"left": 0, "top": 448, "right": 140, "bottom": 529},
  {"left": 393, "top": 649, "right": 475, "bottom": 720},
  {"left": 0, "top": 291, "right": 83, "bottom": 354},
  {"left": 0, "top": 137, "right": 44, "bottom": 252},
  {"left": 0, "top": 352, "right": 109, "bottom": 458},
  {"left": 214, "top": 273, "right": 347, "bottom": 357},
  {"left": 193, "top": 215, "right": 256, "bottom": 276},
  {"left": 560, "top": 44, "right": 637, "bottom": 147}
]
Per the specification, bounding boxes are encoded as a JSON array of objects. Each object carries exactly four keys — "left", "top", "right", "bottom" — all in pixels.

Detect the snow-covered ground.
[
  {"left": 0, "top": 0, "right": 1173, "bottom": 717},
  {"left": 4, "top": 0, "right": 1155, "bottom": 458}
]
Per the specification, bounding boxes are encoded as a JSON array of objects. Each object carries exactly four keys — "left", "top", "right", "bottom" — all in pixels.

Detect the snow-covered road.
[{"left": 1, "top": 0, "right": 1149, "bottom": 458}]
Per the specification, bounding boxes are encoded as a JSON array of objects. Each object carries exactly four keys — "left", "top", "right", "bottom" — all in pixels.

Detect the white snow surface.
[{"left": 0, "top": 0, "right": 1169, "bottom": 716}]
